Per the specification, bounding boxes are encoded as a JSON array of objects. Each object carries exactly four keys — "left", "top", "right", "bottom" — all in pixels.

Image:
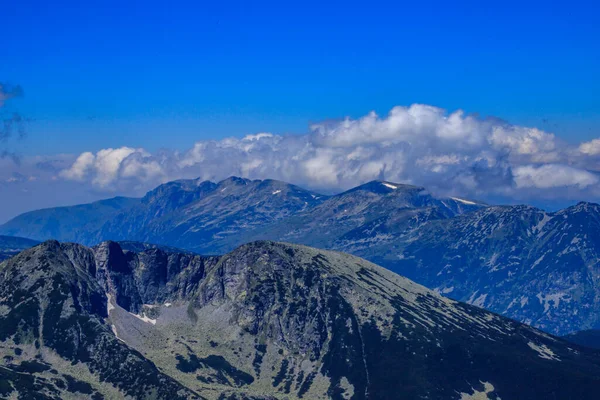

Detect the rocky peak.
[
  {"left": 91, "top": 241, "right": 220, "bottom": 313},
  {"left": 342, "top": 180, "right": 424, "bottom": 196},
  {"left": 559, "top": 201, "right": 600, "bottom": 216},
  {"left": 0, "top": 240, "right": 108, "bottom": 343},
  {"left": 218, "top": 176, "right": 253, "bottom": 188},
  {"left": 0, "top": 241, "right": 201, "bottom": 399},
  {"left": 141, "top": 178, "right": 218, "bottom": 209}
]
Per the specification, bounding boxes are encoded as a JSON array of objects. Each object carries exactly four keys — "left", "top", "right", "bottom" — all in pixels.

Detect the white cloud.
[
  {"left": 59, "top": 152, "right": 95, "bottom": 181},
  {"left": 41, "top": 103, "right": 600, "bottom": 203},
  {"left": 59, "top": 147, "right": 156, "bottom": 188},
  {"left": 514, "top": 165, "right": 599, "bottom": 189},
  {"left": 579, "top": 139, "right": 600, "bottom": 156}
]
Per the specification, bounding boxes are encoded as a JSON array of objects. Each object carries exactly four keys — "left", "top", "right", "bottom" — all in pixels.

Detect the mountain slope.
[
  {"left": 0, "top": 196, "right": 140, "bottom": 243},
  {"left": 0, "top": 177, "right": 328, "bottom": 251},
  {"left": 365, "top": 202, "right": 600, "bottom": 336},
  {"left": 211, "top": 180, "right": 483, "bottom": 253},
  {"left": 0, "top": 178, "right": 481, "bottom": 254},
  {"left": 563, "top": 330, "right": 600, "bottom": 350},
  {"left": 3, "top": 240, "right": 600, "bottom": 399},
  {"left": 0, "top": 235, "right": 39, "bottom": 261},
  {"left": 98, "top": 177, "right": 327, "bottom": 252},
  {"left": 5, "top": 176, "right": 600, "bottom": 336},
  {"left": 0, "top": 241, "right": 200, "bottom": 399}
]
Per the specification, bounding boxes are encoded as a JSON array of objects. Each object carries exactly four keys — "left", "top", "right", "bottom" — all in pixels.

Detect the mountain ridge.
[
  {"left": 3, "top": 239, "right": 600, "bottom": 399},
  {"left": 3, "top": 176, "right": 599, "bottom": 335},
  {"left": 0, "top": 196, "right": 140, "bottom": 243}
]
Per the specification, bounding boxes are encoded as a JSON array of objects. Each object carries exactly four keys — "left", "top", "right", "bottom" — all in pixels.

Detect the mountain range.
[
  {"left": 1, "top": 177, "right": 599, "bottom": 336},
  {"left": 2, "top": 240, "right": 600, "bottom": 399},
  {"left": 0, "top": 177, "right": 481, "bottom": 253}
]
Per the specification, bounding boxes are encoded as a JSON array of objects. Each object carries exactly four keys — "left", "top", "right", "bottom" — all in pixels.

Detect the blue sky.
[
  {"left": 1, "top": 0, "right": 600, "bottom": 222},
  {"left": 2, "top": 0, "right": 599, "bottom": 155}
]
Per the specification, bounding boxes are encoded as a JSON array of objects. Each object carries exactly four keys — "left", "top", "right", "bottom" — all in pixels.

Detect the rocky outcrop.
[{"left": 0, "top": 241, "right": 200, "bottom": 399}]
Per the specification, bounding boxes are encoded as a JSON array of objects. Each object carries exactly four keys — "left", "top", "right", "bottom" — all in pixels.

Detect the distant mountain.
[
  {"left": 229, "top": 180, "right": 483, "bottom": 253},
  {"left": 0, "top": 196, "right": 140, "bottom": 242},
  {"left": 0, "top": 178, "right": 327, "bottom": 252},
  {"left": 563, "top": 330, "right": 600, "bottom": 350},
  {"left": 7, "top": 176, "right": 600, "bottom": 336},
  {"left": 98, "top": 177, "right": 327, "bottom": 252},
  {"left": 0, "top": 235, "right": 39, "bottom": 261},
  {"left": 358, "top": 202, "right": 600, "bottom": 336},
  {"left": 2, "top": 240, "right": 600, "bottom": 399},
  {"left": 0, "top": 178, "right": 481, "bottom": 253}
]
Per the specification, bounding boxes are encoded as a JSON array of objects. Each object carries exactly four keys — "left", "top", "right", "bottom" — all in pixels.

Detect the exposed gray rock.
[{"left": 0, "top": 241, "right": 200, "bottom": 399}]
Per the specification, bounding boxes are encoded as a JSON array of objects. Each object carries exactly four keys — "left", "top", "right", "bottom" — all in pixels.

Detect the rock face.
[
  {"left": 2, "top": 241, "right": 600, "bottom": 399},
  {"left": 0, "top": 241, "right": 199, "bottom": 400},
  {"left": 0, "top": 235, "right": 39, "bottom": 261},
  {"left": 225, "top": 194, "right": 600, "bottom": 337}
]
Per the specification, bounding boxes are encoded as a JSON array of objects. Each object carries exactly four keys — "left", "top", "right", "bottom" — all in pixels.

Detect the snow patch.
[
  {"left": 272, "top": 190, "right": 282, "bottom": 195},
  {"left": 534, "top": 213, "right": 552, "bottom": 236},
  {"left": 527, "top": 342, "right": 560, "bottom": 361},
  {"left": 107, "top": 293, "right": 115, "bottom": 314},
  {"left": 536, "top": 292, "right": 570, "bottom": 313},
  {"left": 382, "top": 182, "right": 398, "bottom": 190},
  {"left": 467, "top": 291, "right": 488, "bottom": 307},
  {"left": 111, "top": 324, "right": 124, "bottom": 342},
  {"left": 520, "top": 296, "right": 529, "bottom": 308},
  {"left": 459, "top": 381, "right": 497, "bottom": 400},
  {"left": 130, "top": 312, "right": 157, "bottom": 325},
  {"left": 435, "top": 286, "right": 454, "bottom": 294},
  {"left": 451, "top": 197, "right": 477, "bottom": 205},
  {"left": 471, "top": 293, "right": 488, "bottom": 308},
  {"left": 530, "top": 253, "right": 547, "bottom": 270}
]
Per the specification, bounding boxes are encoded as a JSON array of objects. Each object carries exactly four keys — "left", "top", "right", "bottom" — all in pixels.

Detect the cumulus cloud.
[
  {"left": 59, "top": 147, "right": 164, "bottom": 188},
  {"left": 514, "top": 165, "right": 599, "bottom": 189},
  {"left": 44, "top": 103, "right": 600, "bottom": 203},
  {"left": 579, "top": 139, "right": 600, "bottom": 156}
]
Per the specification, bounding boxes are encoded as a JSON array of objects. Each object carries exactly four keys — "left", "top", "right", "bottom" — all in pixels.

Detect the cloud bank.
[
  {"left": 3, "top": 104, "right": 600, "bottom": 222},
  {"left": 57, "top": 104, "right": 600, "bottom": 199}
]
